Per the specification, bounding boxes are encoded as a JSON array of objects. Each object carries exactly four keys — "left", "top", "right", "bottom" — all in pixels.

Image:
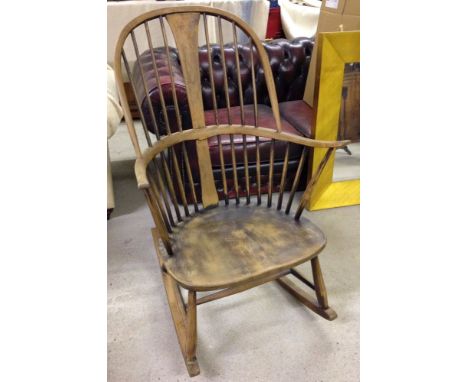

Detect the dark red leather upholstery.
[
  {"left": 204, "top": 104, "right": 304, "bottom": 167},
  {"left": 278, "top": 100, "right": 314, "bottom": 138},
  {"left": 133, "top": 37, "right": 314, "bottom": 136}
]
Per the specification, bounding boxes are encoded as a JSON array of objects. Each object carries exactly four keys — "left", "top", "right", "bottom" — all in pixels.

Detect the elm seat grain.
[{"left": 166, "top": 206, "right": 326, "bottom": 291}]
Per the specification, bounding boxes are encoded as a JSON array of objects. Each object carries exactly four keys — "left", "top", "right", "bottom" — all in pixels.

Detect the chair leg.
[
  {"left": 152, "top": 229, "right": 200, "bottom": 377},
  {"left": 311, "top": 257, "right": 329, "bottom": 309},
  {"left": 185, "top": 291, "right": 199, "bottom": 376},
  {"left": 160, "top": 272, "right": 200, "bottom": 377},
  {"left": 276, "top": 256, "right": 337, "bottom": 321}
]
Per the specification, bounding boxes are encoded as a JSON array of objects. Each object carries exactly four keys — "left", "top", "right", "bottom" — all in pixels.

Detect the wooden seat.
[
  {"left": 166, "top": 206, "right": 326, "bottom": 291},
  {"left": 114, "top": 6, "right": 349, "bottom": 377}
]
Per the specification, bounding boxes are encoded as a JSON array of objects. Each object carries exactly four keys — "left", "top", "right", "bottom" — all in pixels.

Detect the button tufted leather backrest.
[
  {"left": 265, "top": 37, "right": 313, "bottom": 103},
  {"left": 134, "top": 37, "right": 313, "bottom": 135},
  {"left": 199, "top": 36, "right": 313, "bottom": 108}
]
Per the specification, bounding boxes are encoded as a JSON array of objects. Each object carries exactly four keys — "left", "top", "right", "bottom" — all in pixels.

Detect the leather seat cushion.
[
  {"left": 204, "top": 104, "right": 304, "bottom": 167},
  {"left": 278, "top": 100, "right": 314, "bottom": 138}
]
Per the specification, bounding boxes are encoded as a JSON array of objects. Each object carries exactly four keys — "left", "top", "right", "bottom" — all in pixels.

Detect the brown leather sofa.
[{"left": 133, "top": 37, "right": 314, "bottom": 200}]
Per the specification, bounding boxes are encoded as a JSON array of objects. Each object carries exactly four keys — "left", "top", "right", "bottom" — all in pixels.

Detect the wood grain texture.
[
  {"left": 166, "top": 12, "right": 218, "bottom": 208},
  {"left": 165, "top": 206, "right": 326, "bottom": 291}
]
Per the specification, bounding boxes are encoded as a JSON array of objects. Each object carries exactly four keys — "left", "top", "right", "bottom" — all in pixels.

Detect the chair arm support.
[
  {"left": 135, "top": 157, "right": 150, "bottom": 189},
  {"left": 295, "top": 147, "right": 336, "bottom": 219}
]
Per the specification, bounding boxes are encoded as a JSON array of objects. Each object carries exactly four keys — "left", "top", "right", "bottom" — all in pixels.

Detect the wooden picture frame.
[{"left": 308, "top": 31, "right": 360, "bottom": 210}]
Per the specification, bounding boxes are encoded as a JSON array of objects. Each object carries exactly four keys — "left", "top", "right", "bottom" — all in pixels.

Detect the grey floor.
[
  {"left": 333, "top": 143, "right": 360, "bottom": 182},
  {"left": 108, "top": 125, "right": 360, "bottom": 381}
]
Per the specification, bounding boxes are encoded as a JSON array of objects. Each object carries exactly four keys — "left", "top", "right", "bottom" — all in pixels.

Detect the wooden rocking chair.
[{"left": 114, "top": 6, "right": 350, "bottom": 377}]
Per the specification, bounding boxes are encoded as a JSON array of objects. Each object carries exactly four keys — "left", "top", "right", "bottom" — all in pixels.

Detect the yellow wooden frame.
[{"left": 308, "top": 31, "right": 360, "bottom": 210}]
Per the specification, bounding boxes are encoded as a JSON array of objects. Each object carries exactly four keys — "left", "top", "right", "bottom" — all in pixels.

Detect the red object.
[{"left": 265, "top": 7, "right": 284, "bottom": 39}]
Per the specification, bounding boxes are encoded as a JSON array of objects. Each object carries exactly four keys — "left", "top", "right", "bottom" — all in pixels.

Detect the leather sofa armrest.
[{"left": 132, "top": 47, "right": 189, "bottom": 136}]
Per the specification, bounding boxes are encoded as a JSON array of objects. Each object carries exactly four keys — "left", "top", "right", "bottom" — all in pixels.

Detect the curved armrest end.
[
  {"left": 331, "top": 139, "right": 352, "bottom": 148},
  {"left": 135, "top": 158, "right": 150, "bottom": 189}
]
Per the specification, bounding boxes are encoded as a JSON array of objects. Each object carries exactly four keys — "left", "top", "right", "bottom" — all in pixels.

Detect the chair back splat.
[{"left": 114, "top": 8, "right": 348, "bottom": 376}]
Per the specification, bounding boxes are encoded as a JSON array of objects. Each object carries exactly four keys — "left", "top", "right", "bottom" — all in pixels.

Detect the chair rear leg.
[{"left": 276, "top": 256, "right": 337, "bottom": 321}]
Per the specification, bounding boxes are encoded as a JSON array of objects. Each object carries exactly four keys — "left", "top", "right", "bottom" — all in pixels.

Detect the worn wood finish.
[
  {"left": 114, "top": 7, "right": 346, "bottom": 377},
  {"left": 166, "top": 206, "right": 326, "bottom": 291}
]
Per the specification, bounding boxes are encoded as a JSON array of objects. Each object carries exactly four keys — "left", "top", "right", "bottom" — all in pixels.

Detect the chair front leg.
[
  {"left": 311, "top": 257, "right": 329, "bottom": 309},
  {"left": 185, "top": 290, "right": 199, "bottom": 376}
]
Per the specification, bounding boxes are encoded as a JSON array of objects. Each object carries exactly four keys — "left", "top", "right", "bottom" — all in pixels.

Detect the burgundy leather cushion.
[
  {"left": 278, "top": 100, "right": 314, "bottom": 138},
  {"left": 203, "top": 104, "right": 304, "bottom": 167}
]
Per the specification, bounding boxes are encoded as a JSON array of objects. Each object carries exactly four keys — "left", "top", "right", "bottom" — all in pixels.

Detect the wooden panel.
[{"left": 166, "top": 13, "right": 218, "bottom": 208}]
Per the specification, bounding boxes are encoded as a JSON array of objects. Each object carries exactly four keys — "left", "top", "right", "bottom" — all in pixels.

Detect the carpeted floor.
[{"left": 107, "top": 127, "right": 360, "bottom": 381}]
